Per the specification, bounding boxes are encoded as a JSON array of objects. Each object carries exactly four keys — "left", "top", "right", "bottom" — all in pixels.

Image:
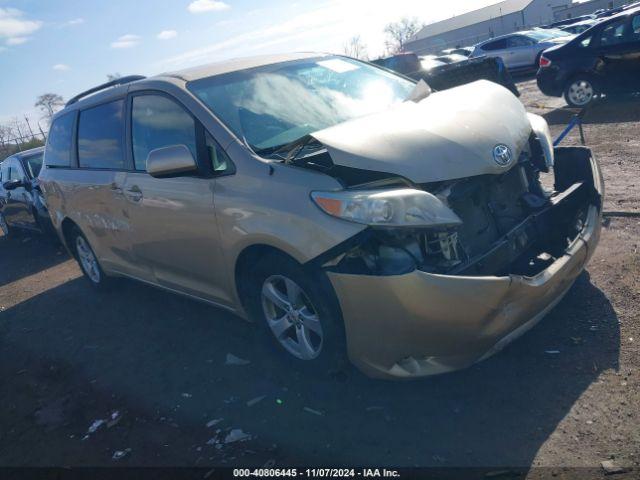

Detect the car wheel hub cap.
[
  {"left": 569, "top": 81, "right": 593, "bottom": 105},
  {"left": 261, "top": 275, "right": 323, "bottom": 360},
  {"left": 76, "top": 236, "right": 101, "bottom": 284}
]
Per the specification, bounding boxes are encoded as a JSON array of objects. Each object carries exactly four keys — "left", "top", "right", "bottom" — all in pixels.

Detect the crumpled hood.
[{"left": 312, "top": 80, "right": 532, "bottom": 183}]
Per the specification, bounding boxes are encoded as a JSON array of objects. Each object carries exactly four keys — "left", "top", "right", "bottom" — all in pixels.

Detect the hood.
[{"left": 311, "top": 80, "right": 532, "bottom": 184}]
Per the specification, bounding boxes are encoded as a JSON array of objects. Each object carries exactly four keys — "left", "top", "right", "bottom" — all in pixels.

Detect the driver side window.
[
  {"left": 631, "top": 14, "right": 640, "bottom": 39},
  {"left": 599, "top": 19, "right": 628, "bottom": 46},
  {"left": 131, "top": 94, "right": 198, "bottom": 171},
  {"left": 9, "top": 160, "right": 24, "bottom": 181}
]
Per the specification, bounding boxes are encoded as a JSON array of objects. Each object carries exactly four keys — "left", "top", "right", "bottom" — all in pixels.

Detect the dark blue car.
[
  {"left": 0, "top": 146, "right": 55, "bottom": 237},
  {"left": 537, "top": 5, "right": 640, "bottom": 107}
]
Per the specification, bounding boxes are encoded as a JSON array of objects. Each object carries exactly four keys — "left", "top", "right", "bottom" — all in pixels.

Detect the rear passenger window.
[
  {"left": 508, "top": 36, "right": 533, "bottom": 47},
  {"left": 78, "top": 100, "right": 125, "bottom": 169},
  {"left": 482, "top": 39, "right": 507, "bottom": 51},
  {"left": 45, "top": 112, "right": 75, "bottom": 167},
  {"left": 131, "top": 95, "right": 197, "bottom": 171}
]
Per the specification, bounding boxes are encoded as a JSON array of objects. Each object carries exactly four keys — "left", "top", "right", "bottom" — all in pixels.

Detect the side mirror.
[
  {"left": 146, "top": 145, "right": 198, "bottom": 178},
  {"left": 2, "top": 179, "right": 23, "bottom": 191}
]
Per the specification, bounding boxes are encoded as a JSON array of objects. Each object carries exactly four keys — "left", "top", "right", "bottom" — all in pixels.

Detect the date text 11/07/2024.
[{"left": 232, "top": 469, "right": 401, "bottom": 478}]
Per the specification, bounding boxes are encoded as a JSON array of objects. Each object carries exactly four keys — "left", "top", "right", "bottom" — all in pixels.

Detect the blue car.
[{"left": 0, "top": 146, "right": 55, "bottom": 237}]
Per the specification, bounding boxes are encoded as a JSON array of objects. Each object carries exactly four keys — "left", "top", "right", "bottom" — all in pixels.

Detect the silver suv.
[
  {"left": 470, "top": 29, "right": 573, "bottom": 70},
  {"left": 39, "top": 53, "right": 603, "bottom": 379}
]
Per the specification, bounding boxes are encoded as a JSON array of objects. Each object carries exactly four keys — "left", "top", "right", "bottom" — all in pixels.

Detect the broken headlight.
[{"left": 311, "top": 188, "right": 462, "bottom": 228}]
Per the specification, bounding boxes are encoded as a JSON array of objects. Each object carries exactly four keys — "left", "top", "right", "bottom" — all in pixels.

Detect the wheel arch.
[
  {"left": 565, "top": 70, "right": 601, "bottom": 90},
  {"left": 60, "top": 217, "right": 80, "bottom": 258},
  {"left": 234, "top": 244, "right": 300, "bottom": 313},
  {"left": 233, "top": 242, "right": 341, "bottom": 320}
]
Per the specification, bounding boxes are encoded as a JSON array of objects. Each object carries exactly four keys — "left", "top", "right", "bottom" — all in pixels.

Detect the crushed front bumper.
[{"left": 327, "top": 147, "right": 603, "bottom": 379}]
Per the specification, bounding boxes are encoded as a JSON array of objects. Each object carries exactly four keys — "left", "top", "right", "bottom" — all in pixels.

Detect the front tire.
[
  {"left": 246, "top": 253, "right": 348, "bottom": 375},
  {"left": 564, "top": 76, "right": 598, "bottom": 108},
  {"left": 71, "top": 227, "right": 112, "bottom": 290}
]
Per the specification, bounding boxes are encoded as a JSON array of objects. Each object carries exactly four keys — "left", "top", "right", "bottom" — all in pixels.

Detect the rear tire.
[
  {"left": 564, "top": 75, "right": 598, "bottom": 108},
  {"left": 245, "top": 252, "right": 348, "bottom": 376},
  {"left": 70, "top": 227, "right": 113, "bottom": 290}
]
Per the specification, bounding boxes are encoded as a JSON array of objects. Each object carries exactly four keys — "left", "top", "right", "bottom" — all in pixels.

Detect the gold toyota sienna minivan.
[{"left": 39, "top": 53, "right": 603, "bottom": 379}]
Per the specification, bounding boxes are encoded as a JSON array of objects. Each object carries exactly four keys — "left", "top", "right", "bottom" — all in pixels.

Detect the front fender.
[{"left": 527, "top": 113, "right": 554, "bottom": 168}]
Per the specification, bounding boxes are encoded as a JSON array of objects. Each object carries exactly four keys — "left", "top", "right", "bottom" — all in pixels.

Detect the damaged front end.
[
  {"left": 282, "top": 80, "right": 604, "bottom": 379},
  {"left": 304, "top": 145, "right": 603, "bottom": 379},
  {"left": 313, "top": 144, "right": 600, "bottom": 279}
]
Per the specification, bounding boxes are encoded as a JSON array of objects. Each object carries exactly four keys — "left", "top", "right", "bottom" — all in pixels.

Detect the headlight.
[{"left": 311, "top": 188, "right": 462, "bottom": 228}]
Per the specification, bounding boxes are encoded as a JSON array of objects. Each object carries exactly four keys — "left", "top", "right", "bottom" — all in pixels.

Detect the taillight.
[{"left": 539, "top": 55, "right": 552, "bottom": 68}]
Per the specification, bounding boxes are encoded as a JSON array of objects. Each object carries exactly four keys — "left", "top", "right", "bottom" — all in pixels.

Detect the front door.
[
  {"left": 2, "top": 158, "right": 36, "bottom": 229},
  {"left": 506, "top": 35, "right": 537, "bottom": 69},
  {"left": 123, "top": 92, "right": 231, "bottom": 305},
  {"left": 595, "top": 16, "right": 640, "bottom": 93}
]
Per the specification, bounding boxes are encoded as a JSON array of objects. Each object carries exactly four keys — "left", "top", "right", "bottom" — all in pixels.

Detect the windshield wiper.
[{"left": 254, "top": 135, "right": 317, "bottom": 163}]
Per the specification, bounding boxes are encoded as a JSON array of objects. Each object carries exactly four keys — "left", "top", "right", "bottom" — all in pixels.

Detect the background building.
[
  {"left": 404, "top": 0, "right": 628, "bottom": 54},
  {"left": 552, "top": 0, "right": 628, "bottom": 20}
]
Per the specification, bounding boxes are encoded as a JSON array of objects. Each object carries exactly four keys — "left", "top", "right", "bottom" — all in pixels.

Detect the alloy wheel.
[
  {"left": 76, "top": 236, "right": 101, "bottom": 284},
  {"left": 568, "top": 80, "right": 594, "bottom": 107},
  {"left": 261, "top": 275, "right": 324, "bottom": 360}
]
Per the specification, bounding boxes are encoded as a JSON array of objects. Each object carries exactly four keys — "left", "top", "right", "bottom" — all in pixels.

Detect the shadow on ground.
[
  {"left": 0, "top": 231, "right": 67, "bottom": 287},
  {"left": 542, "top": 95, "right": 640, "bottom": 126},
  {"left": 0, "top": 233, "right": 621, "bottom": 468}
]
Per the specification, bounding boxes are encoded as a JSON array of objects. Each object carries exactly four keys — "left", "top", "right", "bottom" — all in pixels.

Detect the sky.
[{"left": 0, "top": 0, "right": 512, "bottom": 125}]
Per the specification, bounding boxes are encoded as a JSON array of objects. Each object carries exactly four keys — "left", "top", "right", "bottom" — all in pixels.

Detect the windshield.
[
  {"left": 23, "top": 152, "right": 43, "bottom": 178},
  {"left": 529, "top": 29, "right": 571, "bottom": 40},
  {"left": 188, "top": 56, "right": 415, "bottom": 155}
]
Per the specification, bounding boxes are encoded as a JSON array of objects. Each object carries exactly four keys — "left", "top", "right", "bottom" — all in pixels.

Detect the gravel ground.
[{"left": 0, "top": 79, "right": 638, "bottom": 477}]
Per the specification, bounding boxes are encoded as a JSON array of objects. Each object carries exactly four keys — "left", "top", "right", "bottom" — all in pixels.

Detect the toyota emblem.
[{"left": 493, "top": 144, "right": 513, "bottom": 166}]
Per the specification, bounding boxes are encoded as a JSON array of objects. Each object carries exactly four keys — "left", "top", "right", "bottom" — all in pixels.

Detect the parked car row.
[
  {"left": 2, "top": 51, "right": 603, "bottom": 379},
  {"left": 374, "top": 4, "right": 640, "bottom": 108}
]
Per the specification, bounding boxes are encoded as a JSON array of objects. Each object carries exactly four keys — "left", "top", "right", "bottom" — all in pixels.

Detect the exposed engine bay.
[{"left": 306, "top": 143, "right": 600, "bottom": 278}]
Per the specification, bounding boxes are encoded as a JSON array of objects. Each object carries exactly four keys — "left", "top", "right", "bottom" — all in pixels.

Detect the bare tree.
[
  {"left": 384, "top": 17, "right": 425, "bottom": 54},
  {"left": 343, "top": 35, "right": 369, "bottom": 60},
  {"left": 0, "top": 124, "right": 11, "bottom": 147},
  {"left": 35, "top": 93, "right": 65, "bottom": 125}
]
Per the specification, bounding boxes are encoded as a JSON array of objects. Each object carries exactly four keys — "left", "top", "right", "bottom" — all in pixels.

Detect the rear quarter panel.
[{"left": 39, "top": 168, "right": 130, "bottom": 270}]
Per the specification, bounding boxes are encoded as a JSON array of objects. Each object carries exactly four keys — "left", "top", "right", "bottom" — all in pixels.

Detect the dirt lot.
[{"left": 0, "top": 80, "right": 638, "bottom": 476}]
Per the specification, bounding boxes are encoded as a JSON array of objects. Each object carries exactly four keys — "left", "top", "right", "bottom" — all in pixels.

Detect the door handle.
[
  {"left": 110, "top": 182, "right": 123, "bottom": 194},
  {"left": 125, "top": 186, "right": 143, "bottom": 202}
]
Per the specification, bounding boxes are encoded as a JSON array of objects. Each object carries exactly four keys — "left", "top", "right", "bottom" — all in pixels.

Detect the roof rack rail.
[{"left": 66, "top": 75, "right": 146, "bottom": 106}]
